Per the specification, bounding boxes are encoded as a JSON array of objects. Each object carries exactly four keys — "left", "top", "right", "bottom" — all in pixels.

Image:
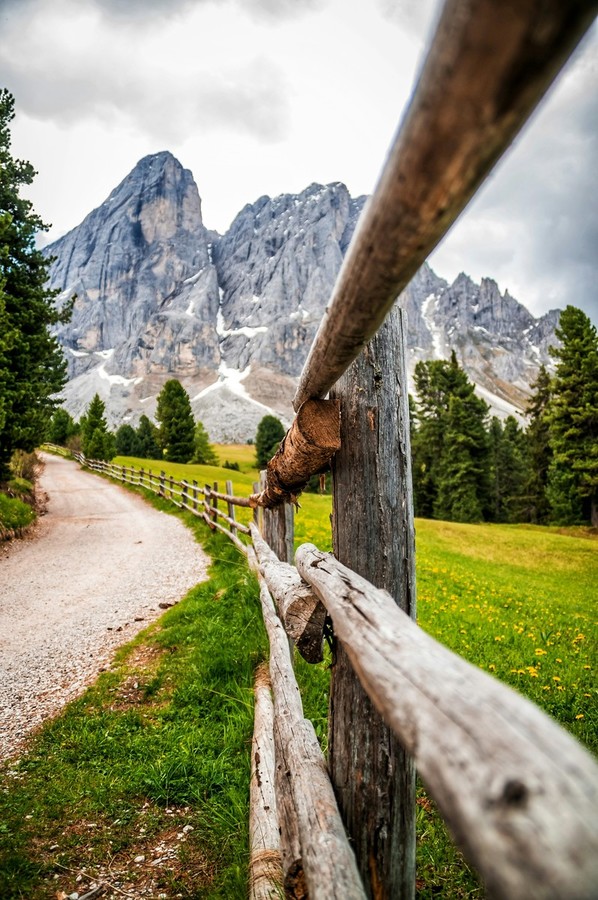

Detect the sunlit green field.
[
  {"left": 212, "top": 443, "right": 259, "bottom": 473},
  {"left": 114, "top": 452, "right": 597, "bottom": 751}
]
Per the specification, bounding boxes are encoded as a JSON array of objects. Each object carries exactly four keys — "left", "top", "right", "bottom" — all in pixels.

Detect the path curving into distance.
[{"left": 0, "top": 452, "right": 209, "bottom": 761}]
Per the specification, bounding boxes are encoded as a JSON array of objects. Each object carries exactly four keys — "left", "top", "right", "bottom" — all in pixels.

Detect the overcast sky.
[{"left": 1, "top": 0, "right": 596, "bottom": 322}]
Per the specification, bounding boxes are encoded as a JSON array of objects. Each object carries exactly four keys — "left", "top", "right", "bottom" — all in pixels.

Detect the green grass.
[
  {"left": 212, "top": 444, "right": 258, "bottom": 474},
  {"left": 5, "top": 453, "right": 596, "bottom": 897},
  {"left": 0, "top": 490, "right": 35, "bottom": 535},
  {"left": 0, "top": 502, "right": 267, "bottom": 899},
  {"left": 415, "top": 519, "right": 597, "bottom": 751}
]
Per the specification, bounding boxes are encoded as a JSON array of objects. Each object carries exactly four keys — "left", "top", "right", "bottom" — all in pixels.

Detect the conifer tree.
[
  {"left": 546, "top": 306, "right": 598, "bottom": 525},
  {"left": 135, "top": 414, "right": 162, "bottom": 461},
  {"left": 255, "top": 415, "right": 285, "bottom": 469},
  {"left": 155, "top": 380, "right": 195, "bottom": 463},
  {"left": 434, "top": 391, "right": 491, "bottom": 523},
  {"left": 524, "top": 365, "right": 553, "bottom": 523},
  {"left": 115, "top": 424, "right": 140, "bottom": 457},
  {"left": 82, "top": 394, "right": 113, "bottom": 461},
  {"left": 0, "top": 90, "right": 69, "bottom": 477},
  {"left": 47, "top": 408, "right": 78, "bottom": 446},
  {"left": 489, "top": 416, "right": 530, "bottom": 522},
  {"left": 412, "top": 351, "right": 489, "bottom": 519},
  {"left": 191, "top": 420, "right": 218, "bottom": 465}
]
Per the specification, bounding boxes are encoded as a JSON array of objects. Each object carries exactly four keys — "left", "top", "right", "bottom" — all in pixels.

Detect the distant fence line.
[{"left": 42, "top": 443, "right": 598, "bottom": 899}]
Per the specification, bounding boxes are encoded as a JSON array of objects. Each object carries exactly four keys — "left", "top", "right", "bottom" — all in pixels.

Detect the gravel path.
[{"left": 0, "top": 453, "right": 209, "bottom": 761}]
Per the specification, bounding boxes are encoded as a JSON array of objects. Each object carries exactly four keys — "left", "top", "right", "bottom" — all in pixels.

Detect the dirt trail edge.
[{"left": 0, "top": 452, "right": 209, "bottom": 761}]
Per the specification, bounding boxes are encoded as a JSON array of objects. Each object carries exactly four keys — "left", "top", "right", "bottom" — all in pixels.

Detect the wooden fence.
[
  {"left": 44, "top": 0, "right": 598, "bottom": 896},
  {"left": 45, "top": 444, "right": 598, "bottom": 899}
]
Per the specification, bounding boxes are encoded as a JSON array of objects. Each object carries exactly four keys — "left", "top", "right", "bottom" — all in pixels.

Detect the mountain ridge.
[{"left": 45, "top": 152, "right": 559, "bottom": 441}]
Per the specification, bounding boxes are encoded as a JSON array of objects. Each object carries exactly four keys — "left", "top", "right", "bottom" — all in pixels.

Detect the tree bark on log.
[
  {"left": 257, "top": 578, "right": 365, "bottom": 899},
  {"left": 251, "top": 523, "right": 326, "bottom": 664},
  {"left": 251, "top": 399, "right": 340, "bottom": 509},
  {"left": 295, "top": 544, "right": 598, "bottom": 900},
  {"left": 329, "top": 305, "right": 416, "bottom": 898},
  {"left": 250, "top": 664, "right": 284, "bottom": 900}
]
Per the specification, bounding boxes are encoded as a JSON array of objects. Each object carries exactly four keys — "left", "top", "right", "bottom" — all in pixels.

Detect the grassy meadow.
[
  {"left": 113, "top": 450, "right": 597, "bottom": 748},
  {"left": 1, "top": 447, "right": 595, "bottom": 897}
]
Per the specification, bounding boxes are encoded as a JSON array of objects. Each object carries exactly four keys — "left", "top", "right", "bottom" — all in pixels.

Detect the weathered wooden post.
[
  {"left": 329, "top": 304, "right": 416, "bottom": 897},
  {"left": 259, "top": 471, "right": 294, "bottom": 564},
  {"left": 159, "top": 470, "right": 165, "bottom": 497},
  {"left": 212, "top": 481, "right": 219, "bottom": 528},
  {"left": 225, "top": 480, "right": 237, "bottom": 539},
  {"left": 140, "top": 466, "right": 144, "bottom": 487},
  {"left": 252, "top": 481, "right": 261, "bottom": 530},
  {"left": 192, "top": 479, "right": 198, "bottom": 513},
  {"left": 205, "top": 483, "right": 215, "bottom": 530}
]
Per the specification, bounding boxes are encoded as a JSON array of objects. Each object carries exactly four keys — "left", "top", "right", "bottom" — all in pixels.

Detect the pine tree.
[
  {"left": 115, "top": 424, "right": 140, "bottom": 457},
  {"left": 155, "top": 380, "right": 195, "bottom": 463},
  {"left": 191, "top": 420, "right": 218, "bottom": 465},
  {"left": 255, "top": 415, "right": 286, "bottom": 469},
  {"left": 524, "top": 365, "right": 553, "bottom": 523},
  {"left": 434, "top": 391, "right": 491, "bottom": 523},
  {"left": 82, "top": 394, "right": 113, "bottom": 461},
  {"left": 546, "top": 307, "right": 598, "bottom": 525},
  {"left": 0, "top": 90, "right": 69, "bottom": 477},
  {"left": 135, "top": 414, "right": 162, "bottom": 461},
  {"left": 411, "top": 352, "right": 489, "bottom": 520},
  {"left": 47, "top": 408, "right": 78, "bottom": 446},
  {"left": 489, "top": 416, "right": 530, "bottom": 522}
]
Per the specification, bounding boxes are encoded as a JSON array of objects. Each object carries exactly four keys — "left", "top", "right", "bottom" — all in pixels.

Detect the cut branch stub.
[{"left": 250, "top": 399, "right": 340, "bottom": 509}]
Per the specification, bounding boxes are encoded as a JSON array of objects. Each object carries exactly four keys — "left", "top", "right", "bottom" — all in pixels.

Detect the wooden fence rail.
[{"left": 48, "top": 444, "right": 598, "bottom": 898}]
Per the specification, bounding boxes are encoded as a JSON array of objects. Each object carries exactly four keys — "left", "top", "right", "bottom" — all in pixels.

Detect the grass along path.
[
  {"left": 2, "top": 453, "right": 595, "bottom": 897},
  {"left": 0, "top": 496, "right": 266, "bottom": 899}
]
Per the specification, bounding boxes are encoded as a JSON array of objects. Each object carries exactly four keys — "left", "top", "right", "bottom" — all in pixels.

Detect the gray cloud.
[
  {"left": 377, "top": 0, "right": 442, "bottom": 39},
  {"left": 0, "top": 3, "right": 290, "bottom": 144},
  {"left": 430, "top": 28, "right": 598, "bottom": 323}
]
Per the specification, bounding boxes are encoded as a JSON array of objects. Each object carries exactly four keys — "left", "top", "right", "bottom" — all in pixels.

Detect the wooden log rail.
[
  {"left": 256, "top": 573, "right": 365, "bottom": 898},
  {"left": 249, "top": 664, "right": 284, "bottom": 900},
  {"left": 58, "top": 446, "right": 598, "bottom": 895},
  {"left": 295, "top": 543, "right": 598, "bottom": 900}
]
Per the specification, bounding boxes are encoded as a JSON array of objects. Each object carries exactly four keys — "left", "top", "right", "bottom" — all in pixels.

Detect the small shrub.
[
  {"left": 223, "top": 460, "right": 240, "bottom": 471},
  {"left": 10, "top": 450, "right": 39, "bottom": 482}
]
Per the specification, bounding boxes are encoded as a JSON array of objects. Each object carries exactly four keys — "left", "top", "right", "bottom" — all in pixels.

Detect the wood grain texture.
[
  {"left": 251, "top": 523, "right": 326, "bottom": 663},
  {"left": 249, "top": 665, "right": 284, "bottom": 900},
  {"left": 329, "top": 305, "right": 416, "bottom": 898},
  {"left": 293, "top": 0, "right": 596, "bottom": 410},
  {"left": 251, "top": 399, "right": 340, "bottom": 508},
  {"left": 295, "top": 545, "right": 598, "bottom": 900},
  {"left": 257, "top": 578, "right": 366, "bottom": 899}
]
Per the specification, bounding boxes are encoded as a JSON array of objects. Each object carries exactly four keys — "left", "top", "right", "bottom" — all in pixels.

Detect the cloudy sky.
[{"left": 1, "top": 0, "right": 596, "bottom": 322}]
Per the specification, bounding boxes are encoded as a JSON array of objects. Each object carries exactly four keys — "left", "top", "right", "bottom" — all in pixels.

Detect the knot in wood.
[{"left": 502, "top": 779, "right": 528, "bottom": 807}]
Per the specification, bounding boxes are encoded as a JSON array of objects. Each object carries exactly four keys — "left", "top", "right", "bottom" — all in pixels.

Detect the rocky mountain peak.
[{"left": 46, "top": 152, "right": 562, "bottom": 439}]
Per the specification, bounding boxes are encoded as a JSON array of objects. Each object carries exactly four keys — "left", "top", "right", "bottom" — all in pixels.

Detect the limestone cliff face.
[
  {"left": 213, "top": 182, "right": 366, "bottom": 375},
  {"left": 47, "top": 153, "right": 560, "bottom": 439},
  {"left": 46, "top": 152, "right": 221, "bottom": 424}
]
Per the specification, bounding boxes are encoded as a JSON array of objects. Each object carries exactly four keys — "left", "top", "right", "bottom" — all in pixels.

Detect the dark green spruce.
[
  {"left": 155, "top": 379, "right": 195, "bottom": 463},
  {"left": 0, "top": 90, "right": 70, "bottom": 478},
  {"left": 546, "top": 306, "right": 598, "bottom": 525}
]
